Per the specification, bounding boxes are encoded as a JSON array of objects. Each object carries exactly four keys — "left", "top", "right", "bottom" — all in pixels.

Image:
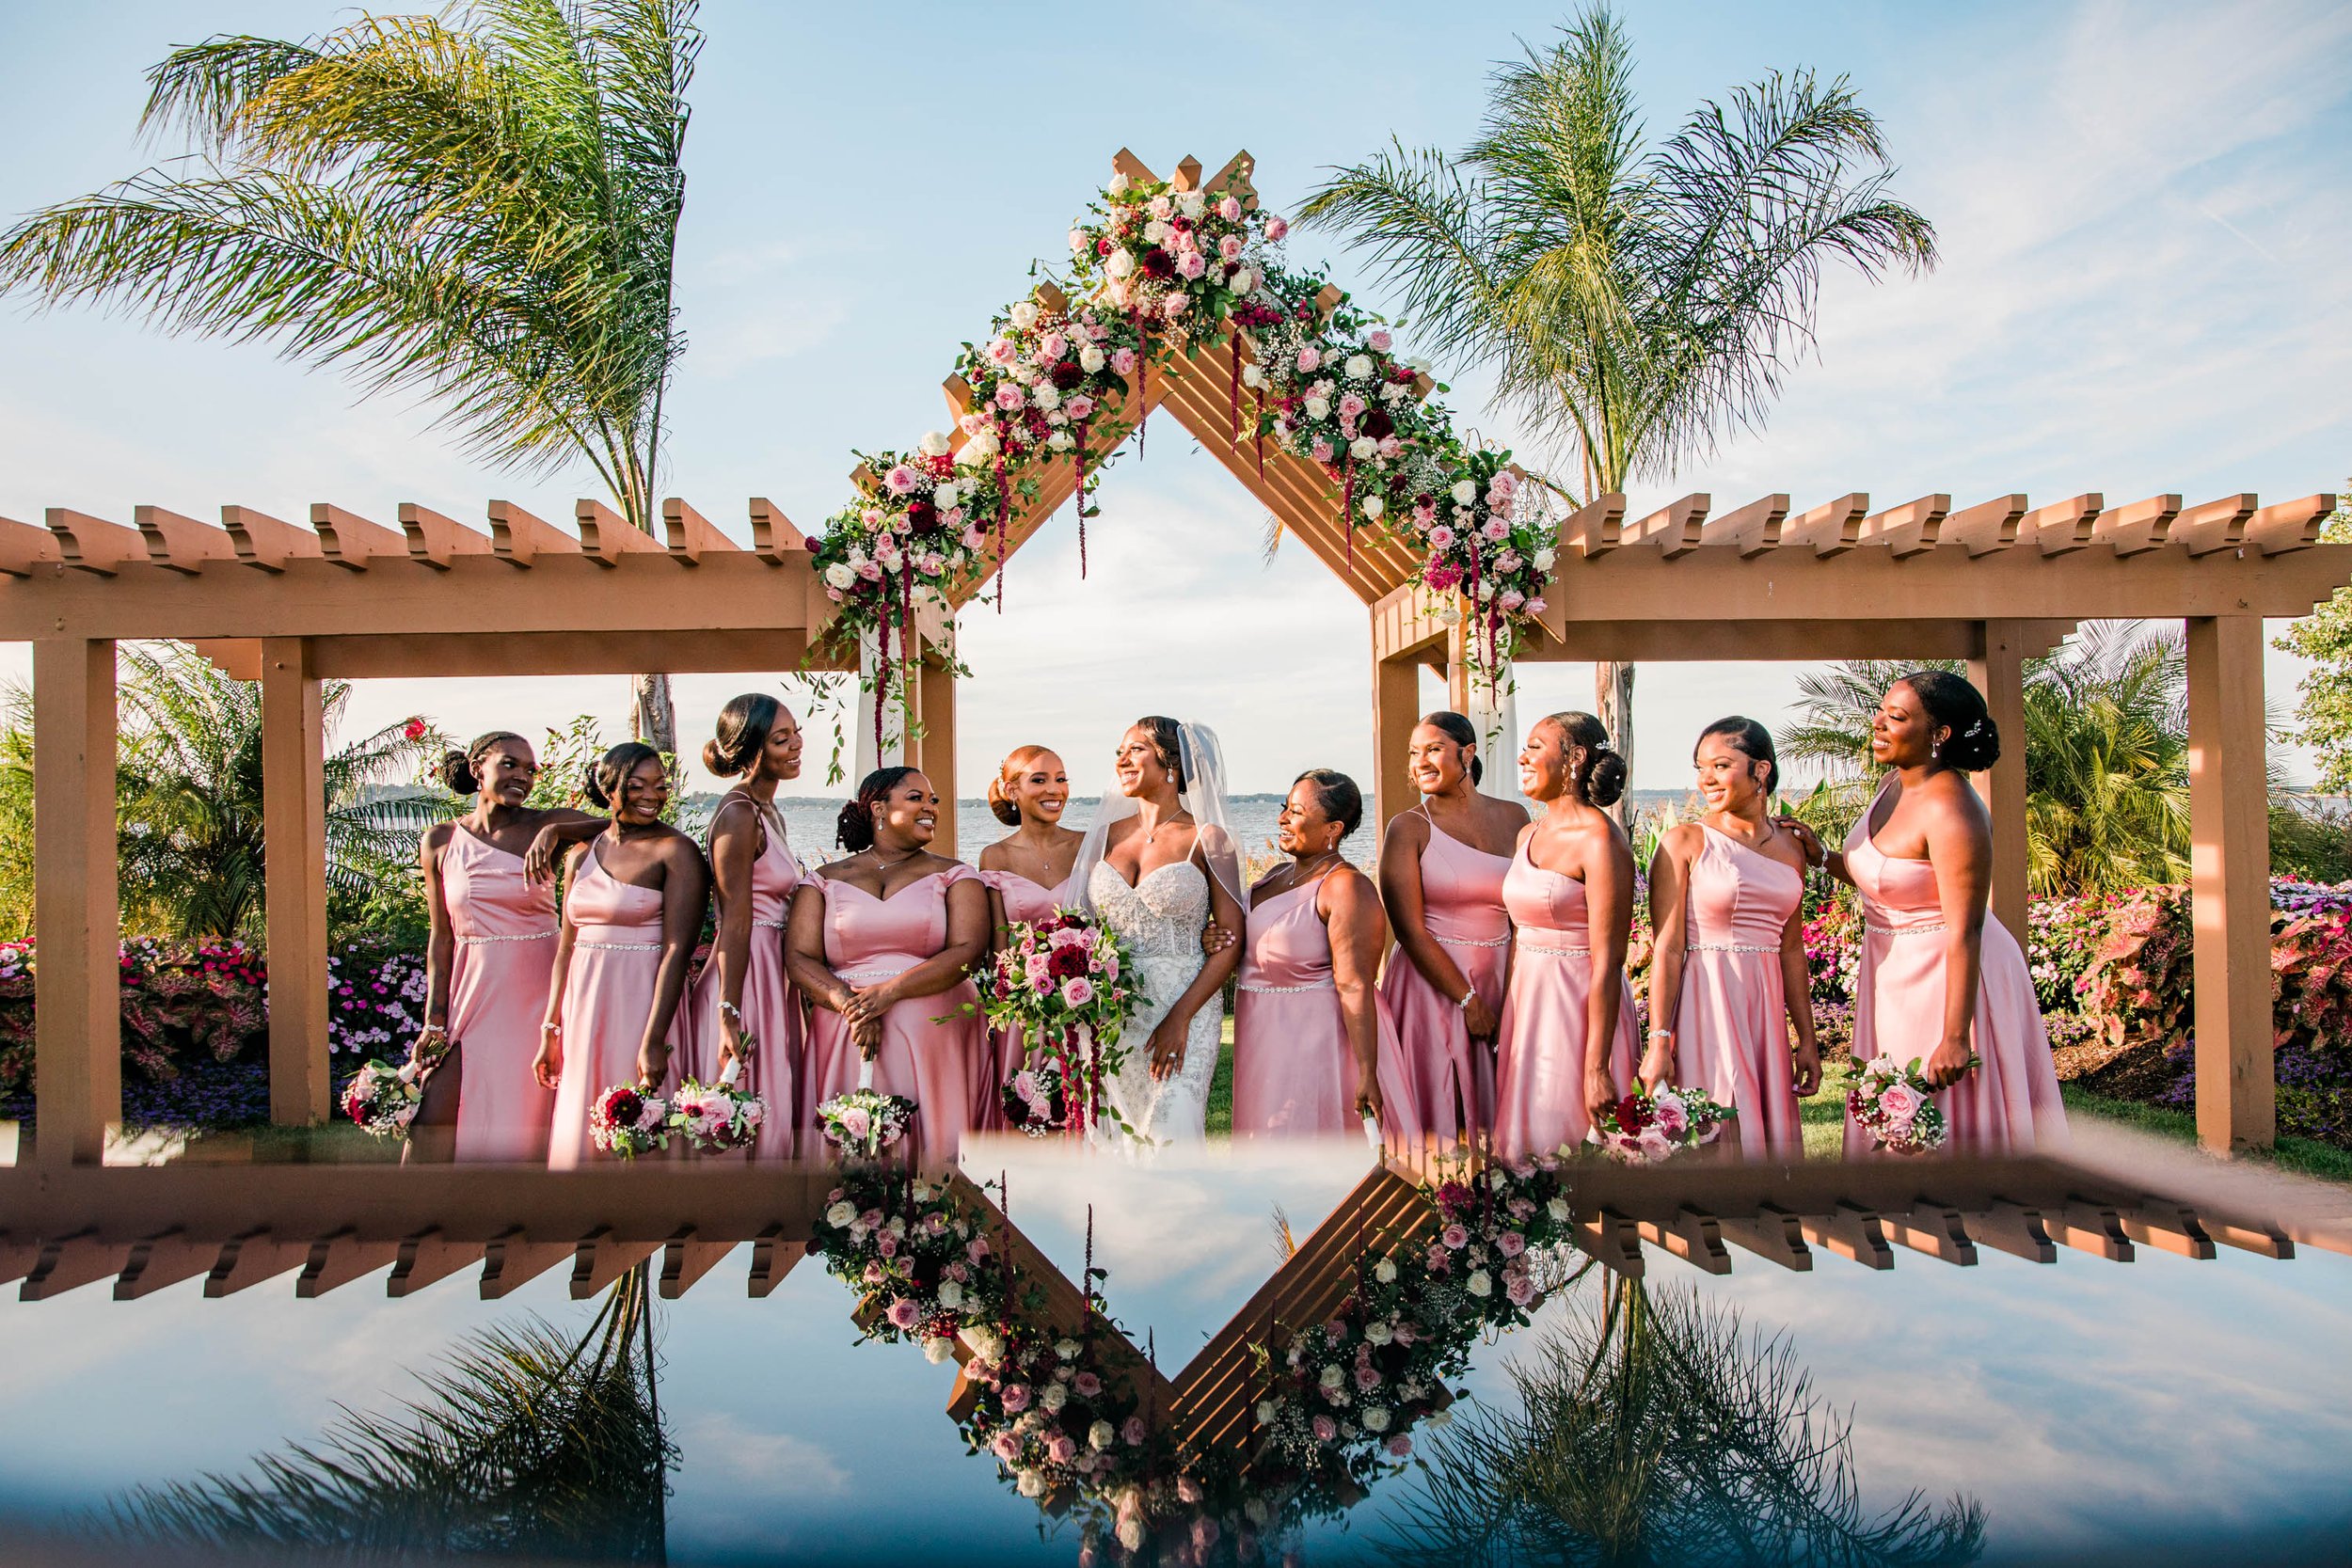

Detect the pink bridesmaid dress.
[
  {"left": 1492, "top": 842, "right": 1639, "bottom": 1159},
  {"left": 973, "top": 869, "right": 1074, "bottom": 1131},
  {"left": 683, "top": 800, "right": 802, "bottom": 1159},
  {"left": 1671, "top": 826, "right": 1804, "bottom": 1157},
  {"left": 440, "top": 828, "right": 559, "bottom": 1162},
  {"left": 548, "top": 846, "right": 689, "bottom": 1169},
  {"left": 1841, "top": 779, "right": 2067, "bottom": 1154},
  {"left": 1231, "top": 877, "right": 1412, "bottom": 1139},
  {"left": 803, "top": 864, "right": 985, "bottom": 1164},
  {"left": 1379, "top": 815, "right": 1511, "bottom": 1141}
]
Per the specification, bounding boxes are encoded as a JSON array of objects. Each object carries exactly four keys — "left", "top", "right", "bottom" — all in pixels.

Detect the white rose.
[
  {"left": 1046, "top": 429, "right": 1074, "bottom": 451},
  {"left": 1178, "top": 190, "right": 1205, "bottom": 219},
  {"left": 931, "top": 481, "right": 960, "bottom": 511},
  {"left": 1245, "top": 1498, "right": 1271, "bottom": 1528},
  {"left": 1056, "top": 1338, "right": 1081, "bottom": 1360},
  {"left": 845, "top": 546, "right": 867, "bottom": 570},
  {"left": 1235, "top": 363, "right": 1263, "bottom": 391},
  {"left": 1477, "top": 580, "right": 1497, "bottom": 602},
  {"left": 1142, "top": 218, "right": 1169, "bottom": 245},
  {"left": 955, "top": 429, "right": 998, "bottom": 466},
  {"left": 1345, "top": 354, "right": 1374, "bottom": 379},
  {"left": 1364, "top": 1320, "right": 1393, "bottom": 1345},
  {"left": 924, "top": 1335, "right": 955, "bottom": 1364},
  {"left": 1425, "top": 1408, "right": 1454, "bottom": 1429},
  {"left": 1546, "top": 1196, "right": 1570, "bottom": 1222},
  {"left": 1533, "top": 546, "right": 1556, "bottom": 572},
  {"left": 1089, "top": 1419, "right": 1117, "bottom": 1451},
  {"left": 1231, "top": 266, "right": 1257, "bottom": 294},
  {"left": 1018, "top": 1470, "right": 1045, "bottom": 1498},
  {"left": 1105, "top": 249, "right": 1135, "bottom": 280},
  {"left": 1116, "top": 1517, "right": 1144, "bottom": 1551},
  {"left": 1374, "top": 1258, "right": 1398, "bottom": 1283},
  {"left": 917, "top": 430, "right": 951, "bottom": 457},
  {"left": 1362, "top": 1406, "right": 1391, "bottom": 1433},
  {"left": 1451, "top": 480, "right": 1478, "bottom": 505},
  {"left": 1319, "top": 1365, "right": 1345, "bottom": 1389},
  {"left": 1468, "top": 1269, "right": 1493, "bottom": 1297},
  {"left": 937, "top": 1279, "right": 963, "bottom": 1309},
  {"left": 961, "top": 1325, "right": 1003, "bottom": 1362},
  {"left": 1304, "top": 396, "right": 1330, "bottom": 420},
  {"left": 1079, "top": 344, "right": 1106, "bottom": 373},
  {"left": 1070, "top": 228, "right": 1089, "bottom": 257},
  {"left": 1032, "top": 380, "right": 1060, "bottom": 410},
  {"left": 1256, "top": 1400, "right": 1280, "bottom": 1425},
  {"left": 1009, "top": 300, "right": 1040, "bottom": 330},
  {"left": 886, "top": 1215, "right": 907, "bottom": 1236},
  {"left": 1041, "top": 1382, "right": 1069, "bottom": 1412},
  {"left": 824, "top": 1200, "right": 856, "bottom": 1227},
  {"left": 1380, "top": 381, "right": 1406, "bottom": 402},
  {"left": 1107, "top": 172, "right": 1132, "bottom": 196},
  {"left": 1361, "top": 495, "right": 1384, "bottom": 520},
  {"left": 1350, "top": 436, "right": 1378, "bottom": 461}
]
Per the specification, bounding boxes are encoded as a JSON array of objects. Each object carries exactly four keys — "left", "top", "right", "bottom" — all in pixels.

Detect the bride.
[{"left": 1075, "top": 717, "right": 1246, "bottom": 1143}]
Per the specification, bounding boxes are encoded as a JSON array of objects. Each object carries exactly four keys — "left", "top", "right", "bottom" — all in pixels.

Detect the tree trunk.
[
  {"left": 1596, "top": 658, "right": 1634, "bottom": 826},
  {"left": 632, "top": 671, "right": 676, "bottom": 760}
]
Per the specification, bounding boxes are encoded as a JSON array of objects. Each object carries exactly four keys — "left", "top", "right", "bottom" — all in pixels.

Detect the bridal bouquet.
[
  {"left": 818, "top": 1058, "right": 918, "bottom": 1158},
  {"left": 977, "top": 910, "right": 1141, "bottom": 1135},
  {"left": 1587, "top": 1085, "right": 1737, "bottom": 1164},
  {"left": 1848, "top": 1053, "right": 1971, "bottom": 1155},
  {"left": 342, "top": 1058, "right": 421, "bottom": 1138},
  {"left": 589, "top": 1082, "right": 671, "bottom": 1160},
  {"left": 668, "top": 1053, "right": 766, "bottom": 1154}
]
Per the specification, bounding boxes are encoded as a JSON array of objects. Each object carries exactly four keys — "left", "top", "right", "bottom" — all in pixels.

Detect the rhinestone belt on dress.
[
  {"left": 1236, "top": 978, "right": 1337, "bottom": 994},
  {"left": 455, "top": 930, "right": 555, "bottom": 945},
  {"left": 1866, "top": 923, "right": 1947, "bottom": 937},
  {"left": 753, "top": 917, "right": 787, "bottom": 930},
  {"left": 1687, "top": 942, "right": 1778, "bottom": 954},
  {"left": 1517, "top": 938, "right": 1592, "bottom": 958},
  {"left": 837, "top": 962, "right": 915, "bottom": 985},
  {"left": 1433, "top": 932, "right": 1511, "bottom": 948},
  {"left": 576, "top": 939, "right": 662, "bottom": 953}
]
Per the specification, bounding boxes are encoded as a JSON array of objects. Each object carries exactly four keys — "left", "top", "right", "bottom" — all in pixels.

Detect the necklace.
[
  {"left": 865, "top": 843, "right": 922, "bottom": 871},
  {"left": 1281, "top": 849, "right": 1344, "bottom": 889}
]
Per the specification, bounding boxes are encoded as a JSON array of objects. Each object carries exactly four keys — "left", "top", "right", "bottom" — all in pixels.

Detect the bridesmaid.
[
  {"left": 408, "top": 732, "right": 597, "bottom": 1162},
  {"left": 787, "top": 767, "right": 991, "bottom": 1164},
  {"left": 1790, "top": 672, "right": 2066, "bottom": 1152},
  {"left": 974, "top": 744, "right": 1083, "bottom": 1129},
  {"left": 535, "top": 744, "right": 710, "bottom": 1168},
  {"left": 1493, "top": 712, "right": 1640, "bottom": 1159},
  {"left": 1638, "top": 718, "right": 1820, "bottom": 1158},
  {"left": 686, "top": 693, "right": 805, "bottom": 1158},
  {"left": 1376, "top": 710, "right": 1525, "bottom": 1142},
  {"left": 1231, "top": 770, "right": 1405, "bottom": 1136}
]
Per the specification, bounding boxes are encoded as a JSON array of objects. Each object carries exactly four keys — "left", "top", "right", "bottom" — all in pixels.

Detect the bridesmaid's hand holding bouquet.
[
  {"left": 589, "top": 1081, "right": 671, "bottom": 1159},
  {"left": 1847, "top": 1053, "right": 1976, "bottom": 1155},
  {"left": 1588, "top": 1085, "right": 1737, "bottom": 1164}
]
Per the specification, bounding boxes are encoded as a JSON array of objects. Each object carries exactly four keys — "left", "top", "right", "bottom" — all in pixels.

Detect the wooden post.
[
  {"left": 262, "top": 638, "right": 330, "bottom": 1125},
  {"left": 31, "top": 638, "right": 119, "bottom": 1164},
  {"left": 1967, "top": 620, "right": 2030, "bottom": 943},
  {"left": 1372, "top": 652, "right": 1421, "bottom": 849},
  {"left": 2184, "top": 614, "right": 2274, "bottom": 1154},
  {"left": 915, "top": 654, "right": 958, "bottom": 860}
]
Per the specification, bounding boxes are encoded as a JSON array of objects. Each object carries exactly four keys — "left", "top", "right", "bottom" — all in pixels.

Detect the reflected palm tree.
[
  {"left": 107, "top": 1263, "right": 673, "bottom": 1560},
  {"left": 1388, "top": 1275, "right": 1983, "bottom": 1567}
]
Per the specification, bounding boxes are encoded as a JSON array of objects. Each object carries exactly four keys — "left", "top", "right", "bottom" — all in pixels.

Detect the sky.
[{"left": 1, "top": 0, "right": 2347, "bottom": 797}]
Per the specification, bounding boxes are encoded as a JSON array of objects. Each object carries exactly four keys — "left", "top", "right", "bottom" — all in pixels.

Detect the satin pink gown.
[
  {"left": 1492, "top": 842, "right": 1640, "bottom": 1159},
  {"left": 1231, "top": 876, "right": 1413, "bottom": 1139},
  {"left": 1379, "top": 816, "right": 1510, "bottom": 1141},
  {"left": 803, "top": 865, "right": 985, "bottom": 1164},
  {"left": 974, "top": 869, "right": 1074, "bottom": 1131},
  {"left": 440, "top": 828, "right": 559, "bottom": 1162},
  {"left": 548, "top": 846, "right": 691, "bottom": 1169},
  {"left": 683, "top": 800, "right": 802, "bottom": 1159},
  {"left": 1671, "top": 825, "right": 1804, "bottom": 1158},
  {"left": 1842, "top": 779, "right": 2067, "bottom": 1154}
]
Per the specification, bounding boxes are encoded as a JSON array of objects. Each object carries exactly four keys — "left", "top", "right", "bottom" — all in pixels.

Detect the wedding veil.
[{"left": 1073, "top": 721, "right": 1247, "bottom": 914}]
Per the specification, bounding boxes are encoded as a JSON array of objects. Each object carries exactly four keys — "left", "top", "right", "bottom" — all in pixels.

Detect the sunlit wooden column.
[
  {"left": 1967, "top": 619, "right": 2029, "bottom": 943},
  {"left": 1372, "top": 651, "right": 1421, "bottom": 849},
  {"left": 261, "top": 637, "right": 330, "bottom": 1125},
  {"left": 2184, "top": 614, "right": 2273, "bottom": 1154},
  {"left": 914, "top": 652, "right": 958, "bottom": 860},
  {"left": 31, "top": 637, "right": 119, "bottom": 1165}
]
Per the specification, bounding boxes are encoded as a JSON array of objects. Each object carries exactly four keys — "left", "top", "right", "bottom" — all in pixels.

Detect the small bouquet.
[
  {"left": 669, "top": 1052, "right": 767, "bottom": 1153},
  {"left": 1847, "top": 1053, "right": 1970, "bottom": 1155},
  {"left": 1588, "top": 1085, "right": 1737, "bottom": 1164},
  {"left": 342, "top": 1058, "right": 421, "bottom": 1138},
  {"left": 589, "top": 1081, "right": 672, "bottom": 1160},
  {"left": 976, "top": 909, "right": 1141, "bottom": 1135},
  {"left": 819, "top": 1057, "right": 917, "bottom": 1158}
]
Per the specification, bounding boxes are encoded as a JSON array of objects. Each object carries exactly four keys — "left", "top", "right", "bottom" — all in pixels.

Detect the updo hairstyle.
[
  {"left": 583, "top": 741, "right": 663, "bottom": 811},
  {"left": 988, "top": 744, "right": 1056, "bottom": 828},
  {"left": 439, "top": 730, "right": 527, "bottom": 796},
  {"left": 1420, "top": 710, "right": 1483, "bottom": 785},
  {"left": 1695, "top": 715, "right": 1779, "bottom": 795},
  {"left": 1544, "top": 710, "right": 1629, "bottom": 809},
  {"left": 1134, "top": 716, "right": 1186, "bottom": 791},
  {"left": 1294, "top": 768, "right": 1365, "bottom": 842},
  {"left": 1899, "top": 671, "right": 2001, "bottom": 772},
  {"left": 702, "top": 692, "right": 784, "bottom": 780},
  {"left": 837, "top": 766, "right": 917, "bottom": 852}
]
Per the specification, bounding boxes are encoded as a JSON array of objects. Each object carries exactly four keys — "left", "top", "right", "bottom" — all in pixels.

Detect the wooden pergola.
[{"left": 1, "top": 149, "right": 2347, "bottom": 1164}]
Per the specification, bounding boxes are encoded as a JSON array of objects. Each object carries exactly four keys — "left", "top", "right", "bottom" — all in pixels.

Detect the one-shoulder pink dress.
[
  {"left": 1231, "top": 875, "right": 1414, "bottom": 1139},
  {"left": 1493, "top": 842, "right": 1639, "bottom": 1159},
  {"left": 683, "top": 798, "right": 802, "bottom": 1159},
  {"left": 1841, "top": 778, "right": 2067, "bottom": 1154},
  {"left": 548, "top": 845, "right": 691, "bottom": 1169},
  {"left": 974, "top": 869, "right": 1075, "bottom": 1131},
  {"left": 440, "top": 827, "right": 560, "bottom": 1163},
  {"left": 803, "top": 865, "right": 985, "bottom": 1164},
  {"left": 1671, "top": 825, "right": 1805, "bottom": 1158},
  {"left": 1379, "top": 816, "right": 1511, "bottom": 1141}
]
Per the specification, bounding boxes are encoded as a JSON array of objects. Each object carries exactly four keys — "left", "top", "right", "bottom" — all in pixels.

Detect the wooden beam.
[
  {"left": 660, "top": 1227, "right": 736, "bottom": 1299},
  {"left": 2171, "top": 493, "right": 2257, "bottom": 557},
  {"left": 0, "top": 513, "right": 62, "bottom": 577},
  {"left": 1856, "top": 493, "right": 1950, "bottom": 558},
  {"left": 114, "top": 1228, "right": 218, "bottom": 1299},
  {"left": 134, "top": 504, "right": 236, "bottom": 575},
  {"left": 1373, "top": 650, "right": 1422, "bottom": 855},
  {"left": 1110, "top": 148, "right": 1158, "bottom": 184},
  {"left": 1698, "top": 493, "right": 1790, "bottom": 557},
  {"left": 1557, "top": 494, "right": 1629, "bottom": 557},
  {"left": 398, "top": 502, "right": 495, "bottom": 568},
  {"left": 1969, "top": 620, "right": 2031, "bottom": 943},
  {"left": 2086, "top": 493, "right": 2181, "bottom": 557},
  {"left": 1778, "top": 493, "right": 1869, "bottom": 557},
  {"left": 262, "top": 637, "right": 330, "bottom": 1126},
  {"left": 1171, "top": 154, "right": 1203, "bottom": 191},
  {"left": 576, "top": 499, "right": 664, "bottom": 565},
  {"left": 1941, "top": 494, "right": 2027, "bottom": 557},
  {"left": 480, "top": 1227, "right": 572, "bottom": 1298},
  {"left": 45, "top": 508, "right": 145, "bottom": 577},
  {"left": 31, "top": 638, "right": 119, "bottom": 1165},
  {"left": 486, "top": 499, "right": 575, "bottom": 566},
  {"left": 1715, "top": 1204, "right": 1814, "bottom": 1271},
  {"left": 660, "top": 498, "right": 736, "bottom": 563},
  {"left": 308, "top": 503, "right": 405, "bottom": 570},
  {"left": 2185, "top": 613, "right": 2274, "bottom": 1153},
  {"left": 221, "top": 505, "right": 326, "bottom": 573},
  {"left": 2026, "top": 493, "right": 2103, "bottom": 556},
  {"left": 204, "top": 1228, "right": 313, "bottom": 1296},
  {"left": 1622, "top": 493, "right": 1710, "bottom": 558},
  {"left": 746, "top": 498, "right": 808, "bottom": 567},
  {"left": 1204, "top": 150, "right": 1257, "bottom": 204},
  {"left": 298, "top": 1229, "right": 401, "bottom": 1297},
  {"left": 1798, "top": 1204, "right": 1893, "bottom": 1269},
  {"left": 570, "top": 1227, "right": 663, "bottom": 1299},
  {"left": 914, "top": 656, "right": 958, "bottom": 858},
  {"left": 2245, "top": 492, "right": 2335, "bottom": 555},
  {"left": 1635, "top": 1207, "right": 1734, "bottom": 1275}
]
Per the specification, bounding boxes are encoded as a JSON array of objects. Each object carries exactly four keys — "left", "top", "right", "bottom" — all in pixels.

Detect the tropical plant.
[
  {"left": 2275, "top": 485, "right": 2352, "bottom": 793},
  {"left": 1298, "top": 4, "right": 1937, "bottom": 810},
  {"left": 0, "top": 642, "right": 445, "bottom": 942},
  {"left": 109, "top": 1264, "right": 671, "bottom": 1559},
  {"left": 1388, "top": 1275, "right": 1984, "bottom": 1567},
  {"left": 0, "top": 0, "right": 703, "bottom": 753}
]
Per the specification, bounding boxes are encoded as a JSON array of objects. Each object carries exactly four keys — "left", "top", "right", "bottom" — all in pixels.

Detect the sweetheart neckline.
[
  {"left": 825, "top": 868, "right": 956, "bottom": 903},
  {"left": 1091, "top": 859, "right": 1206, "bottom": 894}
]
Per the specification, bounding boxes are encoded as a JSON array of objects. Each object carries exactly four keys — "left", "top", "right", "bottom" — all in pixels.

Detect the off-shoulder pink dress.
[
  {"left": 1493, "top": 842, "right": 1639, "bottom": 1159},
  {"left": 974, "top": 869, "right": 1075, "bottom": 1131},
  {"left": 548, "top": 845, "right": 691, "bottom": 1169},
  {"left": 803, "top": 865, "right": 985, "bottom": 1164},
  {"left": 1671, "top": 825, "right": 1805, "bottom": 1158},
  {"left": 683, "top": 798, "right": 802, "bottom": 1159},
  {"left": 440, "top": 827, "right": 559, "bottom": 1162},
  {"left": 1842, "top": 778, "right": 2067, "bottom": 1154},
  {"left": 1379, "top": 815, "right": 1511, "bottom": 1141},
  {"left": 1231, "top": 875, "right": 1414, "bottom": 1139}
]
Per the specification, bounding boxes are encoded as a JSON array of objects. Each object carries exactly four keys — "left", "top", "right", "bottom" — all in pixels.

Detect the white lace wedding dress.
[{"left": 1089, "top": 860, "right": 1221, "bottom": 1144}]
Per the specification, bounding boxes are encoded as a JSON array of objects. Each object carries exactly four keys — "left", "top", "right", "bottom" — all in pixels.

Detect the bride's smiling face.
[{"left": 1114, "top": 725, "right": 1174, "bottom": 800}]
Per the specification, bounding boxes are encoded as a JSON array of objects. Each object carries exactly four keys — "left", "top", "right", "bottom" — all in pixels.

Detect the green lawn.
[{"left": 1205, "top": 1018, "right": 1234, "bottom": 1137}]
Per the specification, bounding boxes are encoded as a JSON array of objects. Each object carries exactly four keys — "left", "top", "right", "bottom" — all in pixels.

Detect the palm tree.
[
  {"left": 1389, "top": 1275, "right": 1985, "bottom": 1567},
  {"left": 0, "top": 0, "right": 701, "bottom": 754},
  {"left": 1298, "top": 5, "right": 1937, "bottom": 813},
  {"left": 109, "top": 1264, "right": 672, "bottom": 1559}
]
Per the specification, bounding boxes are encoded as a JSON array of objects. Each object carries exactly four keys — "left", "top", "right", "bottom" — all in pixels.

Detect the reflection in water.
[
  {"left": 1388, "top": 1275, "right": 1985, "bottom": 1567},
  {"left": 108, "top": 1264, "right": 673, "bottom": 1560}
]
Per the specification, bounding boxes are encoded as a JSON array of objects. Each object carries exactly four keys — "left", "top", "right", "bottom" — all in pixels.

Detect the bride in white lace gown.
[{"left": 1076, "top": 719, "right": 1247, "bottom": 1144}]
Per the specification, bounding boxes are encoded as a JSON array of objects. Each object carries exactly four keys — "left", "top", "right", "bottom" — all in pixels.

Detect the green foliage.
[
  {"left": 2274, "top": 487, "right": 2352, "bottom": 792},
  {"left": 2270, "top": 797, "right": 2352, "bottom": 884}
]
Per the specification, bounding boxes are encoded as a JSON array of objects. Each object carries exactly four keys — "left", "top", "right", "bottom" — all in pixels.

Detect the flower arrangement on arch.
[{"left": 975, "top": 909, "right": 1141, "bottom": 1136}]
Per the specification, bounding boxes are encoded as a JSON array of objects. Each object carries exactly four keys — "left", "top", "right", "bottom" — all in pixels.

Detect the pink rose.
[
  {"left": 1635, "top": 1127, "right": 1675, "bottom": 1162},
  {"left": 1178, "top": 248, "right": 1207, "bottom": 279},
  {"left": 1879, "top": 1082, "right": 1923, "bottom": 1121},
  {"left": 967, "top": 1237, "right": 992, "bottom": 1262},
  {"left": 1218, "top": 233, "right": 1245, "bottom": 261},
  {"left": 825, "top": 584, "right": 844, "bottom": 602},
  {"left": 962, "top": 525, "right": 987, "bottom": 550},
  {"left": 1481, "top": 517, "right": 1510, "bottom": 543},
  {"left": 1368, "top": 328, "right": 1393, "bottom": 352},
  {"left": 1122, "top": 1415, "right": 1147, "bottom": 1445},
  {"left": 985, "top": 337, "right": 1016, "bottom": 365},
  {"left": 1526, "top": 596, "right": 1548, "bottom": 615},
  {"left": 1311, "top": 438, "right": 1334, "bottom": 464},
  {"left": 992, "top": 1433, "right": 1022, "bottom": 1461},
  {"left": 1064, "top": 394, "right": 1095, "bottom": 421},
  {"left": 1002, "top": 1383, "right": 1032, "bottom": 1412},
  {"left": 861, "top": 506, "right": 886, "bottom": 531},
  {"left": 1047, "top": 1434, "right": 1077, "bottom": 1465},
  {"left": 958, "top": 412, "right": 986, "bottom": 436},
  {"left": 1354, "top": 1364, "right": 1381, "bottom": 1390},
  {"left": 876, "top": 1232, "right": 898, "bottom": 1258},
  {"left": 1218, "top": 195, "right": 1243, "bottom": 221},
  {"left": 1496, "top": 1230, "right": 1526, "bottom": 1258},
  {"left": 1163, "top": 293, "right": 1189, "bottom": 319},
  {"left": 1108, "top": 346, "right": 1138, "bottom": 376},
  {"left": 1073, "top": 1371, "right": 1102, "bottom": 1397},
  {"left": 1039, "top": 331, "right": 1069, "bottom": 361},
  {"left": 1427, "top": 525, "right": 1455, "bottom": 549},
  {"left": 1378, "top": 436, "right": 1402, "bottom": 458},
  {"left": 1265, "top": 215, "right": 1290, "bottom": 242},
  {"left": 1311, "top": 1416, "right": 1337, "bottom": 1442},
  {"left": 1387, "top": 1434, "right": 1412, "bottom": 1458},
  {"left": 886, "top": 1298, "right": 920, "bottom": 1329},
  {"left": 1506, "top": 1274, "right": 1537, "bottom": 1307},
  {"left": 883, "top": 464, "right": 919, "bottom": 495},
  {"left": 1441, "top": 1224, "right": 1469, "bottom": 1250},
  {"left": 1295, "top": 346, "right": 1321, "bottom": 373},
  {"left": 1652, "top": 1093, "right": 1691, "bottom": 1138},
  {"left": 1499, "top": 589, "right": 1526, "bottom": 612},
  {"left": 993, "top": 383, "right": 1025, "bottom": 412},
  {"left": 861, "top": 1260, "right": 883, "bottom": 1284},
  {"left": 1339, "top": 393, "right": 1366, "bottom": 419},
  {"left": 1062, "top": 977, "right": 1094, "bottom": 1007}
]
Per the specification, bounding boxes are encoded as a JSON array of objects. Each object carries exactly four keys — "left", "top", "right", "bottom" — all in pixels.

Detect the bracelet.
[
  {"left": 1453, "top": 990, "right": 1474, "bottom": 1012},
  {"left": 718, "top": 1000, "right": 745, "bottom": 1027},
  {"left": 1646, "top": 1029, "right": 1674, "bottom": 1042},
  {"left": 541, "top": 1022, "right": 562, "bottom": 1037}
]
